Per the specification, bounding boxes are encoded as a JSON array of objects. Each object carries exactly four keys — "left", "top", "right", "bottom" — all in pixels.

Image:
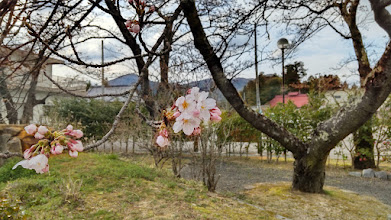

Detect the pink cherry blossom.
[
  {"left": 12, "top": 154, "right": 49, "bottom": 174},
  {"left": 159, "top": 129, "right": 168, "bottom": 138},
  {"left": 192, "top": 109, "right": 200, "bottom": 118},
  {"left": 70, "top": 129, "right": 83, "bottom": 139},
  {"left": 125, "top": 20, "right": 132, "bottom": 27},
  {"left": 73, "top": 140, "right": 84, "bottom": 152},
  {"left": 23, "top": 148, "right": 32, "bottom": 159},
  {"left": 132, "top": 24, "right": 140, "bottom": 33},
  {"left": 175, "top": 96, "right": 196, "bottom": 113},
  {"left": 51, "top": 144, "right": 64, "bottom": 155},
  {"left": 66, "top": 124, "right": 73, "bottom": 131},
  {"left": 34, "top": 132, "right": 45, "bottom": 139},
  {"left": 210, "top": 107, "right": 222, "bottom": 116},
  {"left": 42, "top": 164, "right": 49, "bottom": 173},
  {"left": 173, "top": 111, "right": 181, "bottom": 118},
  {"left": 37, "top": 126, "right": 49, "bottom": 135},
  {"left": 210, "top": 112, "right": 222, "bottom": 122},
  {"left": 68, "top": 140, "right": 83, "bottom": 152},
  {"left": 24, "top": 124, "right": 37, "bottom": 135},
  {"left": 69, "top": 150, "right": 78, "bottom": 158},
  {"left": 156, "top": 135, "right": 169, "bottom": 147},
  {"left": 188, "top": 87, "right": 200, "bottom": 99},
  {"left": 197, "top": 97, "right": 216, "bottom": 121},
  {"left": 173, "top": 112, "right": 201, "bottom": 136}
]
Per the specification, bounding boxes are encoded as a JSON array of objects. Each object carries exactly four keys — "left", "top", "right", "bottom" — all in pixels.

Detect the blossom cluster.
[
  {"left": 12, "top": 124, "right": 84, "bottom": 174},
  {"left": 126, "top": 0, "right": 155, "bottom": 33},
  {"left": 156, "top": 87, "right": 222, "bottom": 148}
]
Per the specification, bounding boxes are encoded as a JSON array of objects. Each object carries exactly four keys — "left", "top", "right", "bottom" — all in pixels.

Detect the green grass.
[{"left": 0, "top": 153, "right": 274, "bottom": 219}]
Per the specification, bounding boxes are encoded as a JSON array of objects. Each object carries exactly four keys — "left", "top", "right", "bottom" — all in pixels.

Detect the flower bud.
[
  {"left": 132, "top": 24, "right": 140, "bottom": 33},
  {"left": 34, "top": 132, "right": 45, "bottom": 139},
  {"left": 25, "top": 124, "right": 37, "bottom": 135},
  {"left": 156, "top": 135, "right": 169, "bottom": 147},
  {"left": 66, "top": 125, "right": 73, "bottom": 131},
  {"left": 173, "top": 111, "right": 181, "bottom": 118},
  {"left": 37, "top": 126, "right": 49, "bottom": 135}
]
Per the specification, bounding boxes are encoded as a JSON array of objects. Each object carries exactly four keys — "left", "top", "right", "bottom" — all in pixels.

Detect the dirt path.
[{"left": 181, "top": 159, "right": 391, "bottom": 206}]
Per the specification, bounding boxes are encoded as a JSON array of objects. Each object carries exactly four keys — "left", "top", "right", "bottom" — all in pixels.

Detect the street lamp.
[
  {"left": 254, "top": 23, "right": 261, "bottom": 113},
  {"left": 277, "top": 38, "right": 289, "bottom": 104}
]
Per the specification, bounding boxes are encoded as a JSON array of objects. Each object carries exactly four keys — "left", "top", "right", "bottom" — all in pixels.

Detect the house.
[
  {"left": 87, "top": 74, "right": 160, "bottom": 102},
  {"left": 0, "top": 47, "right": 86, "bottom": 124},
  {"left": 87, "top": 74, "right": 140, "bottom": 102},
  {"left": 269, "top": 92, "right": 309, "bottom": 108},
  {"left": 324, "top": 89, "right": 363, "bottom": 106}
]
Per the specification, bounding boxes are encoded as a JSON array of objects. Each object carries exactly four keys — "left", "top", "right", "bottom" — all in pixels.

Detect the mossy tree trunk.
[{"left": 292, "top": 152, "right": 328, "bottom": 193}]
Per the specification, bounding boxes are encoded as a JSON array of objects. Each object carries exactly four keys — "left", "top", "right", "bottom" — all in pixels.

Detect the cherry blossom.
[
  {"left": 66, "top": 124, "right": 73, "bottom": 131},
  {"left": 14, "top": 124, "right": 85, "bottom": 174},
  {"left": 132, "top": 24, "right": 140, "bottom": 33},
  {"left": 24, "top": 124, "right": 37, "bottom": 135},
  {"left": 156, "top": 135, "right": 169, "bottom": 147},
  {"left": 37, "top": 126, "right": 49, "bottom": 135},
  {"left": 23, "top": 148, "right": 32, "bottom": 159},
  {"left": 154, "top": 87, "right": 221, "bottom": 148},
  {"left": 198, "top": 97, "right": 216, "bottom": 122},
  {"left": 173, "top": 112, "right": 201, "bottom": 136},
  {"left": 51, "top": 144, "right": 64, "bottom": 155},
  {"left": 34, "top": 132, "right": 45, "bottom": 139},
  {"left": 12, "top": 154, "right": 49, "bottom": 174},
  {"left": 69, "top": 150, "right": 78, "bottom": 158},
  {"left": 175, "top": 96, "right": 196, "bottom": 113},
  {"left": 69, "top": 129, "right": 83, "bottom": 139}
]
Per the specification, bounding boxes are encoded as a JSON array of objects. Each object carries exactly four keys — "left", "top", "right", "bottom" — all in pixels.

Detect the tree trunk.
[
  {"left": 292, "top": 153, "right": 327, "bottom": 193},
  {"left": 0, "top": 69, "right": 18, "bottom": 124},
  {"left": 353, "top": 120, "right": 376, "bottom": 169},
  {"left": 21, "top": 74, "right": 39, "bottom": 124}
]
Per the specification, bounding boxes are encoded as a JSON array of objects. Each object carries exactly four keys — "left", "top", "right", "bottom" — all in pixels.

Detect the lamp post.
[
  {"left": 254, "top": 23, "right": 262, "bottom": 113},
  {"left": 277, "top": 38, "right": 289, "bottom": 104}
]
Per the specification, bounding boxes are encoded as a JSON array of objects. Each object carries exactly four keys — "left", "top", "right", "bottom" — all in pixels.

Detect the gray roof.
[{"left": 87, "top": 86, "right": 138, "bottom": 102}]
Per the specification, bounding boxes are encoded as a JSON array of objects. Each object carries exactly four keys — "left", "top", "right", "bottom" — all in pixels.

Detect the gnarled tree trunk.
[{"left": 292, "top": 151, "right": 328, "bottom": 193}]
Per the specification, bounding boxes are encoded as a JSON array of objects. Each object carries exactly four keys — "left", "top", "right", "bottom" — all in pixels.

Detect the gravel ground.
[{"left": 181, "top": 160, "right": 391, "bottom": 206}]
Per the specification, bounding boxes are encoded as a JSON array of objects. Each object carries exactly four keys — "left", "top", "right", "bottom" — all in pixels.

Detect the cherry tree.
[{"left": 180, "top": 0, "right": 391, "bottom": 192}]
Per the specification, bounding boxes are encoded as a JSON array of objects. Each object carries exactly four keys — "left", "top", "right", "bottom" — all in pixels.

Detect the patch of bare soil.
[{"left": 180, "top": 158, "right": 391, "bottom": 206}]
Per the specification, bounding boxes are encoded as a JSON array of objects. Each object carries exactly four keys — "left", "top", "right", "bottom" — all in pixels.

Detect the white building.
[{"left": 0, "top": 47, "right": 86, "bottom": 124}]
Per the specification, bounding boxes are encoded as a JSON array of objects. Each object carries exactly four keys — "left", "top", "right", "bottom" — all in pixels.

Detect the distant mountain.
[
  {"left": 98, "top": 74, "right": 250, "bottom": 101},
  {"left": 106, "top": 74, "right": 159, "bottom": 92},
  {"left": 187, "top": 77, "right": 252, "bottom": 92},
  {"left": 106, "top": 73, "right": 251, "bottom": 91},
  {"left": 107, "top": 74, "right": 139, "bottom": 86}
]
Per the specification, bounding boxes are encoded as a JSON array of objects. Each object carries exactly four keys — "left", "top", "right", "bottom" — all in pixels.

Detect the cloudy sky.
[{"left": 52, "top": 0, "right": 389, "bottom": 86}]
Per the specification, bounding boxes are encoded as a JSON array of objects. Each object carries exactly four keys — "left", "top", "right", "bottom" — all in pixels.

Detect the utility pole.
[
  {"left": 254, "top": 23, "right": 261, "bottom": 111},
  {"left": 101, "top": 40, "right": 104, "bottom": 99}
]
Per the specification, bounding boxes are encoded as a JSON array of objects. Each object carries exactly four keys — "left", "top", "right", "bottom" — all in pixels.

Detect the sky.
[{"left": 52, "top": 0, "right": 390, "bottom": 86}]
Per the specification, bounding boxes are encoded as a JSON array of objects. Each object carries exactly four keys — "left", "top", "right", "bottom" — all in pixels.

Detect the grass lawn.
[
  {"left": 0, "top": 153, "right": 275, "bottom": 219},
  {"left": 1, "top": 153, "right": 390, "bottom": 219}
]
